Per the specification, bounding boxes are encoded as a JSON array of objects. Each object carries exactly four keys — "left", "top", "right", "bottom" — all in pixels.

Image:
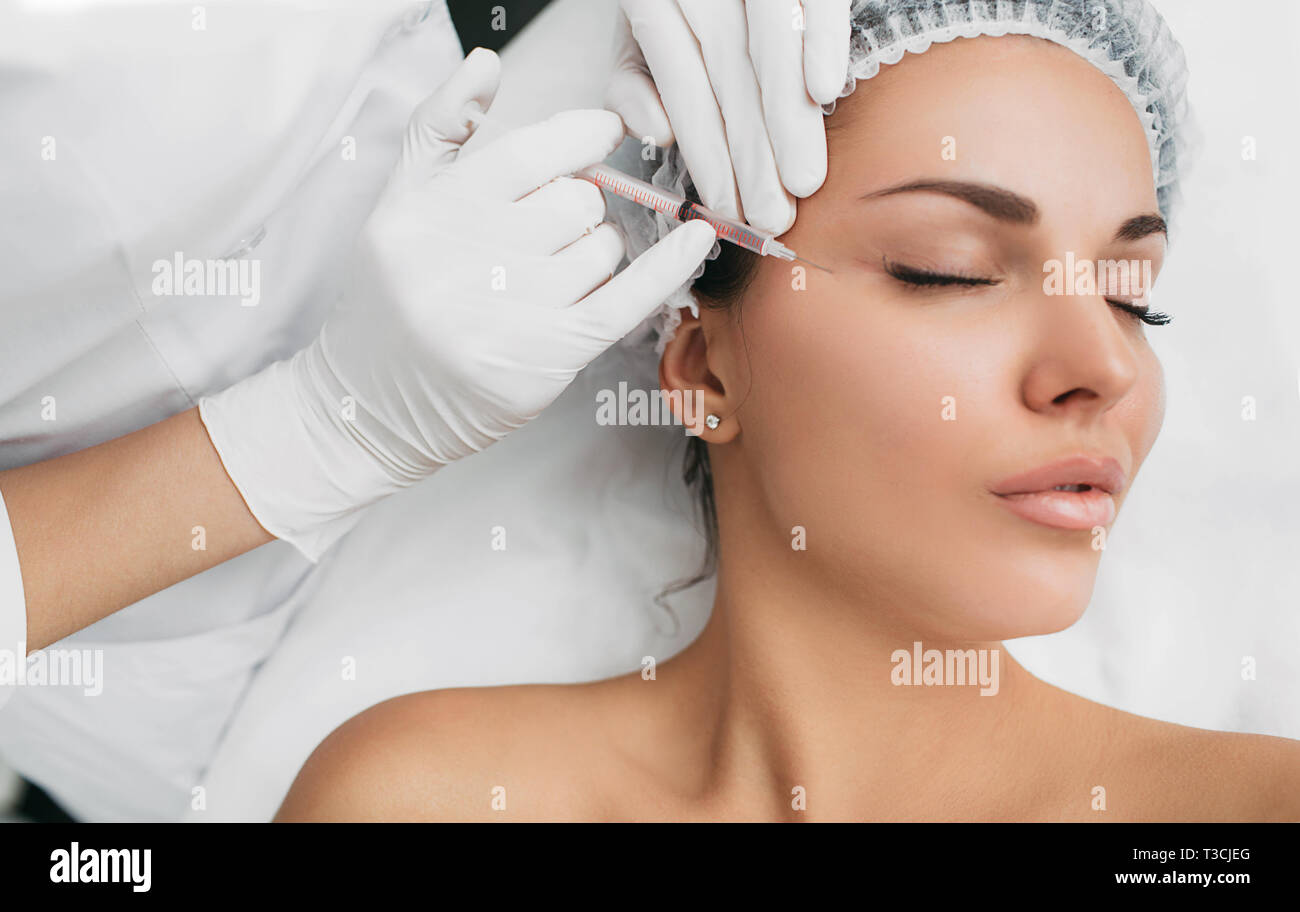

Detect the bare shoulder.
[
  {"left": 1135, "top": 718, "right": 1300, "bottom": 821},
  {"left": 1054, "top": 689, "right": 1300, "bottom": 822},
  {"left": 275, "top": 681, "right": 627, "bottom": 822}
]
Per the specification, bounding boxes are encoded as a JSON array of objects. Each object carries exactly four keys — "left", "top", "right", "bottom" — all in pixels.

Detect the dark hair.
[{"left": 654, "top": 178, "right": 763, "bottom": 617}]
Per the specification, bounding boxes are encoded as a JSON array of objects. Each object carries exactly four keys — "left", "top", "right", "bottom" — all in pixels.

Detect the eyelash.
[
  {"left": 883, "top": 258, "right": 997, "bottom": 289},
  {"left": 882, "top": 257, "right": 1173, "bottom": 327}
]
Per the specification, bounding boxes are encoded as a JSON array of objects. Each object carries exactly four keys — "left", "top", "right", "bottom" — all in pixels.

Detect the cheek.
[
  {"left": 729, "top": 268, "right": 991, "bottom": 517},
  {"left": 1118, "top": 344, "right": 1166, "bottom": 476}
]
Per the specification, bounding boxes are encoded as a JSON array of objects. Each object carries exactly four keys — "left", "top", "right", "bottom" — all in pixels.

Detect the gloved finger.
[
  {"left": 622, "top": 0, "right": 742, "bottom": 222},
  {"left": 448, "top": 109, "right": 625, "bottom": 202},
  {"left": 512, "top": 178, "right": 608, "bottom": 255},
  {"left": 747, "top": 2, "right": 828, "bottom": 198},
  {"left": 534, "top": 222, "right": 627, "bottom": 308},
  {"left": 392, "top": 47, "right": 501, "bottom": 194},
  {"left": 564, "top": 220, "right": 717, "bottom": 356},
  {"left": 678, "top": 0, "right": 795, "bottom": 236},
  {"left": 801, "top": 0, "right": 852, "bottom": 105},
  {"left": 604, "top": 8, "right": 675, "bottom": 146}
]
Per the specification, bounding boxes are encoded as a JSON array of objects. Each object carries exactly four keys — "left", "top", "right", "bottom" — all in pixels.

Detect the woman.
[{"left": 277, "top": 3, "right": 1300, "bottom": 822}]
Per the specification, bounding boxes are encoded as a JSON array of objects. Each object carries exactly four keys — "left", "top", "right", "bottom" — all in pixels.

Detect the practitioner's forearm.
[{"left": 0, "top": 406, "right": 274, "bottom": 651}]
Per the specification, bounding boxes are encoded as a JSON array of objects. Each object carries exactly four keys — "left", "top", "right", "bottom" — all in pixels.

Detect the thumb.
[
  {"left": 567, "top": 220, "right": 717, "bottom": 356},
  {"left": 603, "top": 7, "right": 674, "bottom": 147},
  {"left": 392, "top": 47, "right": 501, "bottom": 192}
]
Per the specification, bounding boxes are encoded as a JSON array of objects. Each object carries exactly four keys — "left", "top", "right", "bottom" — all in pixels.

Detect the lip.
[{"left": 989, "top": 455, "right": 1127, "bottom": 531}]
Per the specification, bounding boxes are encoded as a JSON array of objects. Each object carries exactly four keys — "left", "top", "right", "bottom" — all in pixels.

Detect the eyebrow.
[
  {"left": 863, "top": 180, "right": 1038, "bottom": 224},
  {"left": 861, "top": 179, "right": 1167, "bottom": 242},
  {"left": 1113, "top": 213, "right": 1168, "bottom": 242}
]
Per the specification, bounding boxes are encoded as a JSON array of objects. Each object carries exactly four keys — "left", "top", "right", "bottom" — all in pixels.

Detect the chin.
[{"left": 981, "top": 559, "right": 1101, "bottom": 639}]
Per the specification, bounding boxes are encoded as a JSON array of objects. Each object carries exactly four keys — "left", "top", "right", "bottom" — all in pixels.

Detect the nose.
[{"left": 1020, "top": 293, "right": 1141, "bottom": 419}]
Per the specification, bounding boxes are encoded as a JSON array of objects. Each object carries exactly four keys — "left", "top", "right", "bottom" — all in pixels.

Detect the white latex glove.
[
  {"left": 199, "top": 48, "right": 718, "bottom": 561},
  {"left": 606, "top": 0, "right": 852, "bottom": 236}
]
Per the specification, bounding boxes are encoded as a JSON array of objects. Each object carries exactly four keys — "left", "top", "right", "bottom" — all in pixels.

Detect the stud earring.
[{"left": 705, "top": 414, "right": 721, "bottom": 430}]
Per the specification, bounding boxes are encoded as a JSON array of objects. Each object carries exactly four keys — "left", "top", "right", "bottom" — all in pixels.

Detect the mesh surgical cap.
[{"left": 606, "top": 0, "right": 1193, "bottom": 355}]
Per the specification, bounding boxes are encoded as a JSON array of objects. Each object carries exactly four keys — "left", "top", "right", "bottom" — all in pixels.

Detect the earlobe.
[{"left": 658, "top": 308, "right": 741, "bottom": 442}]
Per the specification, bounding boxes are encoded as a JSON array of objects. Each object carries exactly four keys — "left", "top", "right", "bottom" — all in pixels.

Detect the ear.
[{"left": 658, "top": 306, "right": 741, "bottom": 443}]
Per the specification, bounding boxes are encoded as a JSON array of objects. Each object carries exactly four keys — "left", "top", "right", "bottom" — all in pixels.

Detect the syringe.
[
  {"left": 574, "top": 163, "right": 830, "bottom": 273},
  {"left": 461, "top": 106, "right": 831, "bottom": 273}
]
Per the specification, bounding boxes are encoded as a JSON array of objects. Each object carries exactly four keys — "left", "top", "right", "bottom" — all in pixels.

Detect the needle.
[{"left": 794, "top": 255, "right": 833, "bottom": 274}]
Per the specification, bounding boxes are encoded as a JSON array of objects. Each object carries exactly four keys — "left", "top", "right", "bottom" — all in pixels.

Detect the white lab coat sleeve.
[{"left": 0, "top": 486, "right": 26, "bottom": 711}]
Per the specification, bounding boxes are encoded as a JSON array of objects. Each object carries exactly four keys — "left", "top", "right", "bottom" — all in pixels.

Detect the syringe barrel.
[
  {"left": 575, "top": 164, "right": 686, "bottom": 220},
  {"left": 676, "top": 200, "right": 772, "bottom": 256},
  {"left": 575, "top": 163, "right": 773, "bottom": 257}
]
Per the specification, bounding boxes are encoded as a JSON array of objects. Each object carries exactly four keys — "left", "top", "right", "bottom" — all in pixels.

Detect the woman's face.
[{"left": 683, "top": 35, "right": 1168, "bottom": 639}]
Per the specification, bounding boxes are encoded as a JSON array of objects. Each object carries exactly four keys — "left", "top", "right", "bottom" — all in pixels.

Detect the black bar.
[
  {"left": 447, "top": 0, "right": 556, "bottom": 55},
  {"left": 0, "top": 822, "right": 1288, "bottom": 898}
]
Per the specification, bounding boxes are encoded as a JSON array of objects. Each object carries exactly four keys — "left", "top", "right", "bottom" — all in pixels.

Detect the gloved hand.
[
  {"left": 605, "top": 0, "right": 852, "bottom": 236},
  {"left": 199, "top": 48, "right": 718, "bottom": 561}
]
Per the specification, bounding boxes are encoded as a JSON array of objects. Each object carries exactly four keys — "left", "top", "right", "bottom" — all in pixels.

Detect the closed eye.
[
  {"left": 884, "top": 257, "right": 1173, "bottom": 327},
  {"left": 1107, "top": 299, "right": 1173, "bottom": 327},
  {"left": 882, "top": 257, "right": 998, "bottom": 288}
]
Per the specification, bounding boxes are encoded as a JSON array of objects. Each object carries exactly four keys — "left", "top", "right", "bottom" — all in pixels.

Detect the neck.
[{"left": 661, "top": 471, "right": 1065, "bottom": 819}]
